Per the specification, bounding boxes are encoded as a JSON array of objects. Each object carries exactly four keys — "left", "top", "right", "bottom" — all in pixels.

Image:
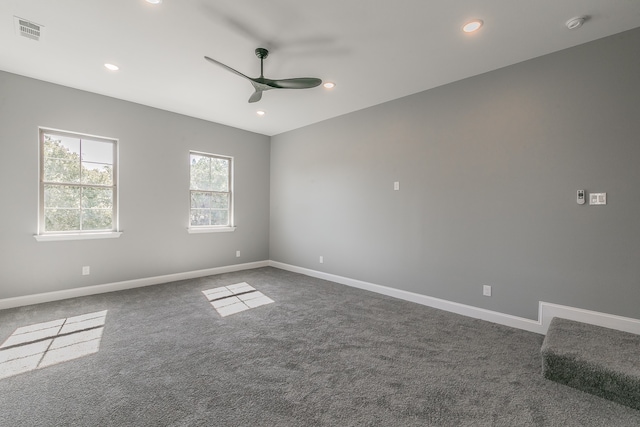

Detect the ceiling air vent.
[{"left": 14, "top": 16, "right": 43, "bottom": 41}]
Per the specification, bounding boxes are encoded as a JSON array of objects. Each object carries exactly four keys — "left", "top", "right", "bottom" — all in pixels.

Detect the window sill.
[
  {"left": 188, "top": 226, "right": 236, "bottom": 234},
  {"left": 34, "top": 232, "right": 123, "bottom": 242}
]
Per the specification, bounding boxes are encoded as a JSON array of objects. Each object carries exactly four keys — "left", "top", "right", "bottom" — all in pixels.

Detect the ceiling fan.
[{"left": 204, "top": 48, "right": 322, "bottom": 103}]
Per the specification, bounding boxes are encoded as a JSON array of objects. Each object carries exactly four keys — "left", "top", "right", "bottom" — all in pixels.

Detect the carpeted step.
[{"left": 541, "top": 317, "right": 640, "bottom": 410}]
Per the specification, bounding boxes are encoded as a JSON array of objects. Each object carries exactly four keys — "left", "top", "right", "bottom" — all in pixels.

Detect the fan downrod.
[{"left": 255, "top": 48, "right": 269, "bottom": 60}]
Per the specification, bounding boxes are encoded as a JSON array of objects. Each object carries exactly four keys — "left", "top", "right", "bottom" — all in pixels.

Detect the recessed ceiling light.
[
  {"left": 146, "top": 0, "right": 162, "bottom": 4},
  {"left": 323, "top": 82, "right": 336, "bottom": 89},
  {"left": 256, "top": 110, "right": 265, "bottom": 116},
  {"left": 463, "top": 19, "right": 483, "bottom": 33},
  {"left": 104, "top": 63, "right": 119, "bottom": 71},
  {"left": 566, "top": 16, "right": 586, "bottom": 30}
]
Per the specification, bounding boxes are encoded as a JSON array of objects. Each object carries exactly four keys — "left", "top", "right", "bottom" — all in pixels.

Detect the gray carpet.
[
  {"left": 0, "top": 267, "right": 639, "bottom": 426},
  {"left": 542, "top": 317, "right": 640, "bottom": 410}
]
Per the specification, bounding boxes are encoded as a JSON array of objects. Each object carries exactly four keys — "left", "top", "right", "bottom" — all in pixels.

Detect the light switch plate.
[{"left": 589, "top": 193, "right": 607, "bottom": 205}]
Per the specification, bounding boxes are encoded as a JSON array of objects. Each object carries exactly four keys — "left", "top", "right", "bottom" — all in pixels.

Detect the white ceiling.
[{"left": 2, "top": 1, "right": 640, "bottom": 136}]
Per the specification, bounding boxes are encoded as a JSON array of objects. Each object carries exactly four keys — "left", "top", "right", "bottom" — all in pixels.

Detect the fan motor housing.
[{"left": 255, "top": 48, "right": 269, "bottom": 59}]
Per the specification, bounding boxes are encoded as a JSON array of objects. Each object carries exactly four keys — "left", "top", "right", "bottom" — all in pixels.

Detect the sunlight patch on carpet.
[
  {"left": 203, "top": 283, "right": 274, "bottom": 317},
  {"left": 0, "top": 310, "right": 107, "bottom": 380}
]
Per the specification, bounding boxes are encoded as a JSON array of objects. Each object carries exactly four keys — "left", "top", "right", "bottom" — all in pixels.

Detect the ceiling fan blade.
[
  {"left": 248, "top": 90, "right": 263, "bottom": 103},
  {"left": 267, "top": 77, "right": 323, "bottom": 89},
  {"left": 204, "top": 56, "right": 251, "bottom": 81},
  {"left": 248, "top": 81, "right": 274, "bottom": 103},
  {"left": 205, "top": 49, "right": 322, "bottom": 102}
]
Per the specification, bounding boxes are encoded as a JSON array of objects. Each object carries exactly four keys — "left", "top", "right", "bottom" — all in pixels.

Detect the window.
[
  {"left": 37, "top": 128, "right": 118, "bottom": 239},
  {"left": 189, "top": 151, "right": 234, "bottom": 231}
]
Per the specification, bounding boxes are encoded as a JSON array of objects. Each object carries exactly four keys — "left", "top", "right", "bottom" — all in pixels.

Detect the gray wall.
[
  {"left": 270, "top": 28, "right": 640, "bottom": 320},
  {"left": 0, "top": 71, "right": 270, "bottom": 299},
  {"left": 3, "top": 28, "right": 640, "bottom": 321}
]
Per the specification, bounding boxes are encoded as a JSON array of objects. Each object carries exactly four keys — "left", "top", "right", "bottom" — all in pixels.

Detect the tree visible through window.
[
  {"left": 39, "top": 129, "right": 117, "bottom": 234},
  {"left": 190, "top": 152, "right": 233, "bottom": 228}
]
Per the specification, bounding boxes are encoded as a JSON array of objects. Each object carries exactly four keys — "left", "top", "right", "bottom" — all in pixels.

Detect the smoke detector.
[
  {"left": 14, "top": 16, "right": 43, "bottom": 41},
  {"left": 566, "top": 16, "right": 586, "bottom": 30}
]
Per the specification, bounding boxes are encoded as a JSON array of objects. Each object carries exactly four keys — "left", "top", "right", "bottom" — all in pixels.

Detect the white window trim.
[
  {"left": 187, "top": 226, "right": 236, "bottom": 234},
  {"left": 36, "top": 127, "right": 121, "bottom": 241},
  {"left": 34, "top": 232, "right": 123, "bottom": 242},
  {"left": 188, "top": 151, "right": 234, "bottom": 232}
]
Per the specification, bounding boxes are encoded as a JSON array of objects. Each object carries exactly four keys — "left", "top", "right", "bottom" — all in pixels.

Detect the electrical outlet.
[
  {"left": 483, "top": 285, "right": 491, "bottom": 297},
  {"left": 319, "top": 256, "right": 324, "bottom": 264},
  {"left": 82, "top": 266, "right": 90, "bottom": 276},
  {"left": 236, "top": 250, "right": 241, "bottom": 257},
  {"left": 589, "top": 192, "right": 607, "bottom": 205},
  {"left": 394, "top": 181, "right": 400, "bottom": 191}
]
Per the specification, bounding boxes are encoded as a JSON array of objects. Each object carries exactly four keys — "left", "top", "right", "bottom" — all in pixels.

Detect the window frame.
[
  {"left": 188, "top": 151, "right": 235, "bottom": 233},
  {"left": 35, "top": 127, "right": 121, "bottom": 241}
]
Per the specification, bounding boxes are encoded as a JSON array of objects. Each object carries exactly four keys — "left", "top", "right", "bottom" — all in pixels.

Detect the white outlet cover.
[
  {"left": 483, "top": 285, "right": 491, "bottom": 297},
  {"left": 589, "top": 192, "right": 607, "bottom": 205}
]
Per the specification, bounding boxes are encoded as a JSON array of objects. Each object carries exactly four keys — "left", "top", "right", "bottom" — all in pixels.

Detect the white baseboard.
[
  {"left": 269, "top": 261, "right": 640, "bottom": 336},
  {"left": 0, "top": 260, "right": 269, "bottom": 310},
  {"left": 3, "top": 259, "right": 639, "bottom": 336},
  {"left": 537, "top": 302, "right": 640, "bottom": 335}
]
